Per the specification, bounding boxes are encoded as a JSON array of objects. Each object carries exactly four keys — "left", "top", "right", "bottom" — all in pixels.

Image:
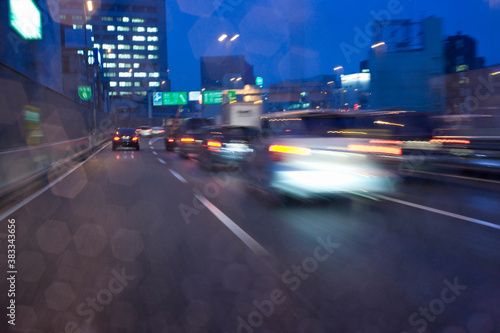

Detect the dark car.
[
  {"left": 173, "top": 118, "right": 213, "bottom": 158},
  {"left": 198, "top": 125, "right": 260, "bottom": 171},
  {"left": 112, "top": 128, "right": 140, "bottom": 151}
]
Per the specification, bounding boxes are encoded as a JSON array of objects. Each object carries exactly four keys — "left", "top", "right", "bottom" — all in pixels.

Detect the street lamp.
[
  {"left": 371, "top": 41, "right": 386, "bottom": 49},
  {"left": 83, "top": 1, "right": 95, "bottom": 133}
]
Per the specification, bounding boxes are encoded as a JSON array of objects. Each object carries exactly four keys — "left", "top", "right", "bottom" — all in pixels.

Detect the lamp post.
[
  {"left": 334, "top": 66, "right": 344, "bottom": 109},
  {"left": 83, "top": 1, "right": 95, "bottom": 133}
]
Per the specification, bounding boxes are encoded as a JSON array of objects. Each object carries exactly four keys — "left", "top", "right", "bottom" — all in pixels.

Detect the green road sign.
[
  {"left": 78, "top": 86, "right": 92, "bottom": 101},
  {"left": 256, "top": 77, "right": 263, "bottom": 87},
  {"left": 227, "top": 90, "right": 236, "bottom": 102},
  {"left": 203, "top": 91, "right": 223, "bottom": 104},
  {"left": 162, "top": 92, "right": 187, "bottom": 105}
]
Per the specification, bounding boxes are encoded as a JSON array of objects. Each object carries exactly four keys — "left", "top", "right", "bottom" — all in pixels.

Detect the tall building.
[
  {"left": 59, "top": 0, "right": 170, "bottom": 115},
  {"left": 200, "top": 55, "right": 255, "bottom": 91},
  {"left": 369, "top": 17, "right": 445, "bottom": 113},
  {"left": 444, "top": 33, "right": 484, "bottom": 74}
]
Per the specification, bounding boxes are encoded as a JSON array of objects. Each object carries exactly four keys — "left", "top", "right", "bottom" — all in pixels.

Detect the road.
[{"left": 1, "top": 137, "right": 500, "bottom": 333}]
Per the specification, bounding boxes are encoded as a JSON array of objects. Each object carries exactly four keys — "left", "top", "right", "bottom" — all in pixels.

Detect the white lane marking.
[
  {"left": 0, "top": 144, "right": 109, "bottom": 221},
  {"left": 152, "top": 151, "right": 158, "bottom": 156},
  {"left": 374, "top": 194, "right": 500, "bottom": 231},
  {"left": 148, "top": 137, "right": 163, "bottom": 146},
  {"left": 195, "top": 194, "right": 270, "bottom": 256},
  {"left": 169, "top": 169, "right": 187, "bottom": 183},
  {"left": 413, "top": 170, "right": 500, "bottom": 185},
  {"left": 157, "top": 158, "right": 167, "bottom": 165}
]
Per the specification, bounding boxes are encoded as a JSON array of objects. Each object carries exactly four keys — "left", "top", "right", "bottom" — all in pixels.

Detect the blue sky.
[{"left": 166, "top": 0, "right": 500, "bottom": 91}]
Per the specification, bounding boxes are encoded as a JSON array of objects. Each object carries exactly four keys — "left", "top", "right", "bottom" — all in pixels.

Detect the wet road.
[{"left": 1, "top": 137, "right": 500, "bottom": 333}]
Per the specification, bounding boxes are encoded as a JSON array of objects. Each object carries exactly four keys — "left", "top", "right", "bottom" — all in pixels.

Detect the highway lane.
[{"left": 1, "top": 138, "right": 499, "bottom": 333}]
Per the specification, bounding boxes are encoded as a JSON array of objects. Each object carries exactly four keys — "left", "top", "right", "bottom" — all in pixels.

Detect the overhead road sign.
[
  {"left": 202, "top": 91, "right": 223, "bottom": 104},
  {"left": 162, "top": 92, "right": 187, "bottom": 105}
]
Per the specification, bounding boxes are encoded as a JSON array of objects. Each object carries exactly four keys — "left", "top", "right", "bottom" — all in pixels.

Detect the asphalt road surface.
[{"left": 1, "top": 137, "right": 499, "bottom": 333}]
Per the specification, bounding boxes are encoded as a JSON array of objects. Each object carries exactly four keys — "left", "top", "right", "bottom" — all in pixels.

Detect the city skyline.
[{"left": 166, "top": 0, "right": 500, "bottom": 91}]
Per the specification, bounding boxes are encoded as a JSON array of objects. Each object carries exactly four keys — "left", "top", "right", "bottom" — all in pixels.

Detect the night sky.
[{"left": 165, "top": 0, "right": 500, "bottom": 91}]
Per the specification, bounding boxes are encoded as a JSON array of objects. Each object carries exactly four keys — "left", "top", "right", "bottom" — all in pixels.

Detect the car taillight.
[
  {"left": 207, "top": 141, "right": 222, "bottom": 147},
  {"left": 269, "top": 145, "right": 311, "bottom": 156},
  {"left": 168, "top": 138, "right": 174, "bottom": 142},
  {"left": 430, "top": 139, "right": 470, "bottom": 144},
  {"left": 132, "top": 137, "right": 138, "bottom": 141},
  {"left": 181, "top": 137, "right": 195, "bottom": 143},
  {"left": 113, "top": 136, "right": 120, "bottom": 141},
  {"left": 348, "top": 144, "right": 402, "bottom": 155}
]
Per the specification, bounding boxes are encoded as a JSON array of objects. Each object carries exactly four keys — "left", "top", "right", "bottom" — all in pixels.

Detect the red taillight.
[
  {"left": 269, "top": 145, "right": 311, "bottom": 156},
  {"left": 181, "top": 137, "right": 195, "bottom": 143},
  {"left": 348, "top": 144, "right": 402, "bottom": 155},
  {"left": 207, "top": 141, "right": 222, "bottom": 148},
  {"left": 113, "top": 136, "right": 120, "bottom": 141},
  {"left": 168, "top": 138, "right": 174, "bottom": 142},
  {"left": 369, "top": 139, "right": 404, "bottom": 145},
  {"left": 430, "top": 139, "right": 470, "bottom": 144},
  {"left": 132, "top": 137, "right": 138, "bottom": 141}
]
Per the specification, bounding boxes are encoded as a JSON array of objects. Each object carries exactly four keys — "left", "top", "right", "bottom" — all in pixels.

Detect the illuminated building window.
[
  {"left": 110, "top": 81, "right": 117, "bottom": 87},
  {"left": 147, "top": 45, "right": 158, "bottom": 51},
  {"left": 134, "top": 82, "right": 141, "bottom": 87},
  {"left": 119, "top": 82, "right": 132, "bottom": 87},
  {"left": 77, "top": 50, "right": 84, "bottom": 55},
  {"left": 102, "top": 44, "right": 115, "bottom": 49},
  {"left": 107, "top": 25, "right": 115, "bottom": 31},
  {"left": 133, "top": 27, "right": 146, "bottom": 32},
  {"left": 104, "top": 53, "right": 116, "bottom": 59},
  {"left": 118, "top": 54, "right": 131, "bottom": 59},
  {"left": 117, "top": 35, "right": 124, "bottom": 41},
  {"left": 133, "top": 36, "right": 146, "bottom": 42},
  {"left": 147, "top": 36, "right": 158, "bottom": 42},
  {"left": 120, "top": 92, "right": 132, "bottom": 96},
  {"left": 86, "top": 25, "right": 92, "bottom": 30},
  {"left": 132, "top": 18, "right": 145, "bottom": 23},
  {"left": 72, "top": 15, "right": 83, "bottom": 20},
  {"left": 149, "top": 72, "right": 159, "bottom": 77},
  {"left": 147, "top": 27, "right": 158, "bottom": 33},
  {"left": 149, "top": 82, "right": 160, "bottom": 87},
  {"left": 134, "top": 72, "right": 147, "bottom": 77},
  {"left": 148, "top": 54, "right": 158, "bottom": 60},
  {"left": 103, "top": 63, "right": 116, "bottom": 68},
  {"left": 102, "top": 17, "right": 113, "bottom": 21},
  {"left": 133, "top": 63, "right": 140, "bottom": 68},
  {"left": 60, "top": 14, "right": 66, "bottom": 20},
  {"left": 136, "top": 91, "right": 147, "bottom": 96},
  {"left": 118, "top": 63, "right": 131, "bottom": 68},
  {"left": 119, "top": 72, "right": 132, "bottom": 77},
  {"left": 72, "top": 24, "right": 82, "bottom": 29},
  {"left": 123, "top": 17, "right": 130, "bottom": 22},
  {"left": 93, "top": 44, "right": 100, "bottom": 49},
  {"left": 118, "top": 44, "right": 130, "bottom": 50},
  {"left": 103, "top": 73, "right": 116, "bottom": 77},
  {"left": 133, "top": 54, "right": 146, "bottom": 59},
  {"left": 117, "top": 26, "right": 129, "bottom": 32},
  {"left": 133, "top": 45, "right": 145, "bottom": 50}
]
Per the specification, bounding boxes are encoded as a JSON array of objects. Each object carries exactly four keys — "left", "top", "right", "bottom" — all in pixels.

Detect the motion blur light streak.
[
  {"left": 348, "top": 145, "right": 402, "bottom": 155},
  {"left": 430, "top": 139, "right": 471, "bottom": 144},
  {"left": 369, "top": 140, "right": 404, "bottom": 145},
  {"left": 269, "top": 145, "right": 311, "bottom": 156}
]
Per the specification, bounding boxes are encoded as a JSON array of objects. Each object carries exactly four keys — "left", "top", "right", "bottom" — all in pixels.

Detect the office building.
[
  {"left": 200, "top": 55, "right": 255, "bottom": 91},
  {"left": 369, "top": 17, "right": 445, "bottom": 113},
  {"left": 444, "top": 33, "right": 484, "bottom": 74},
  {"left": 59, "top": 0, "right": 170, "bottom": 115}
]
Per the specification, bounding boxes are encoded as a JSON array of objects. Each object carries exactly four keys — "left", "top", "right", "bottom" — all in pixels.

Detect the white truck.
[{"left": 221, "top": 102, "right": 262, "bottom": 129}]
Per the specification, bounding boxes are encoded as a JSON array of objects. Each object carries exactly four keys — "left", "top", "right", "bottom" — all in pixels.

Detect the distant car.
[
  {"left": 136, "top": 126, "right": 152, "bottom": 137},
  {"left": 198, "top": 125, "right": 260, "bottom": 171},
  {"left": 177, "top": 118, "right": 214, "bottom": 159},
  {"left": 112, "top": 128, "right": 140, "bottom": 151},
  {"left": 151, "top": 126, "right": 165, "bottom": 136}
]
